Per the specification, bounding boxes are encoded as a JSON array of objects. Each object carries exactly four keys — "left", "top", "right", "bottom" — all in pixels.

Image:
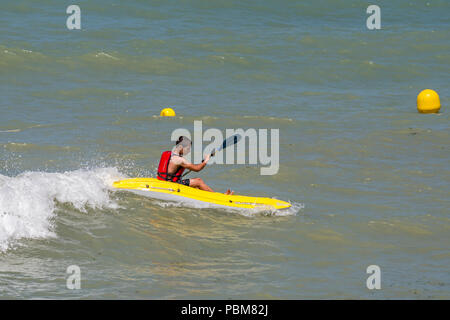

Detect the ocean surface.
[{"left": 1, "top": 0, "right": 449, "bottom": 299}]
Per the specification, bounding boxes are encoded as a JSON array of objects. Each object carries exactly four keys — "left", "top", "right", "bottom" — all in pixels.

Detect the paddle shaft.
[{"left": 180, "top": 134, "right": 240, "bottom": 179}]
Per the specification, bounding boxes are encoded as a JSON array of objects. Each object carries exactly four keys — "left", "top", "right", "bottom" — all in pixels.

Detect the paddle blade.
[{"left": 219, "top": 134, "right": 242, "bottom": 152}]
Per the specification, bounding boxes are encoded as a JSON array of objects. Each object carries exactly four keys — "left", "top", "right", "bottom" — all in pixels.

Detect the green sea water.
[{"left": 0, "top": 0, "right": 449, "bottom": 299}]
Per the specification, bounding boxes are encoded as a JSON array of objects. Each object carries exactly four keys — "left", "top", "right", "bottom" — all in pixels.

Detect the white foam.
[
  {"left": 153, "top": 198, "right": 304, "bottom": 217},
  {"left": 0, "top": 167, "right": 125, "bottom": 252},
  {"left": 236, "top": 201, "right": 304, "bottom": 217}
]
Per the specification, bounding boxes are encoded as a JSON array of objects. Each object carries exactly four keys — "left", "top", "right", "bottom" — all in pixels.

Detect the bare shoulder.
[{"left": 171, "top": 155, "right": 189, "bottom": 165}]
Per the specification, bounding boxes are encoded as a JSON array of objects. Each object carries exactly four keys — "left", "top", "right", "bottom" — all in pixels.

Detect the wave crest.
[{"left": 0, "top": 167, "right": 125, "bottom": 252}]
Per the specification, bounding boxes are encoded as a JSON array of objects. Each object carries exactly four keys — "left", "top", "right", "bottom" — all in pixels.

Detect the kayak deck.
[{"left": 113, "top": 178, "right": 291, "bottom": 210}]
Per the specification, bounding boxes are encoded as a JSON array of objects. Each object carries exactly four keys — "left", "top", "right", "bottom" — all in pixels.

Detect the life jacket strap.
[{"left": 157, "top": 171, "right": 182, "bottom": 181}]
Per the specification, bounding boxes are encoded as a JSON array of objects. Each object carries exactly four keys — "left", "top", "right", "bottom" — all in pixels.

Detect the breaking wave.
[{"left": 0, "top": 167, "right": 125, "bottom": 252}]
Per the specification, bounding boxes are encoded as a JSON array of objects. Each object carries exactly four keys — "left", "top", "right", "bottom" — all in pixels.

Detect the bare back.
[{"left": 167, "top": 154, "right": 189, "bottom": 175}]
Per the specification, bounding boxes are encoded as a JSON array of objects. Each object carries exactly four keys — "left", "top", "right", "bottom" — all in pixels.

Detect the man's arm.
[{"left": 178, "top": 154, "right": 210, "bottom": 172}]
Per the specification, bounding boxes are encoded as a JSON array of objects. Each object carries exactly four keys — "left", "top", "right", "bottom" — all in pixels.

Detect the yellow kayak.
[{"left": 113, "top": 178, "right": 291, "bottom": 210}]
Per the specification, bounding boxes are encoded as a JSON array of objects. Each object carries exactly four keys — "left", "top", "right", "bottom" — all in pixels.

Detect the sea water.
[{"left": 0, "top": 0, "right": 449, "bottom": 299}]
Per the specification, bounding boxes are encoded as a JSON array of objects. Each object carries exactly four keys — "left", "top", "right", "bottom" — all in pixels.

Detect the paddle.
[{"left": 181, "top": 134, "right": 242, "bottom": 178}]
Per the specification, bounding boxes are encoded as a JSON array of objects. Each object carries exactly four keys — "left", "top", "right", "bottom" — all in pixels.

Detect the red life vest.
[{"left": 157, "top": 151, "right": 185, "bottom": 182}]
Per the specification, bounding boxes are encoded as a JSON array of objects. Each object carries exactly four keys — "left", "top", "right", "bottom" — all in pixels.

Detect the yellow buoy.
[
  {"left": 160, "top": 107, "right": 176, "bottom": 117},
  {"left": 417, "top": 89, "right": 441, "bottom": 114}
]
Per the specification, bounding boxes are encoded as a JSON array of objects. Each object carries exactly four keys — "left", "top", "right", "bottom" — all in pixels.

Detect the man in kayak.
[{"left": 157, "top": 136, "right": 234, "bottom": 195}]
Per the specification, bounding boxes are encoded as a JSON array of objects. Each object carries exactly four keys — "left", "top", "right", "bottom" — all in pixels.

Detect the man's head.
[{"left": 174, "top": 136, "right": 191, "bottom": 155}]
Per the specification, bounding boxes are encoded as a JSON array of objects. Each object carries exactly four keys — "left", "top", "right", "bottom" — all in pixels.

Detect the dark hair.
[{"left": 176, "top": 136, "right": 192, "bottom": 145}]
